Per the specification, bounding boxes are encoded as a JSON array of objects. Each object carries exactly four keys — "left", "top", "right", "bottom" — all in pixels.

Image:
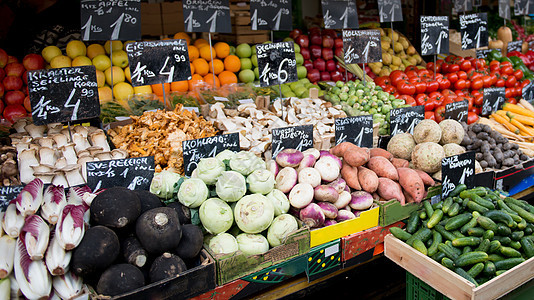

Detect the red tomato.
[
  {"left": 521, "top": 79, "right": 531, "bottom": 88},
  {"left": 383, "top": 85, "right": 397, "bottom": 94},
  {"left": 397, "top": 80, "right": 416, "bottom": 95},
  {"left": 507, "top": 98, "right": 518, "bottom": 104},
  {"left": 474, "top": 94, "right": 483, "bottom": 106},
  {"left": 495, "top": 78, "right": 505, "bottom": 87},
  {"left": 446, "top": 72, "right": 459, "bottom": 84},
  {"left": 482, "top": 75, "right": 492, "bottom": 88},
  {"left": 457, "top": 71, "right": 468, "bottom": 80},
  {"left": 398, "top": 94, "right": 416, "bottom": 106},
  {"left": 505, "top": 88, "right": 513, "bottom": 99},
  {"left": 409, "top": 77, "right": 427, "bottom": 94},
  {"left": 513, "top": 69, "right": 524, "bottom": 80},
  {"left": 505, "top": 75, "right": 517, "bottom": 88},
  {"left": 405, "top": 65, "right": 418, "bottom": 72},
  {"left": 426, "top": 80, "right": 439, "bottom": 93},
  {"left": 406, "top": 70, "right": 419, "bottom": 79},
  {"left": 501, "top": 65, "right": 514, "bottom": 76},
  {"left": 475, "top": 59, "right": 487, "bottom": 69},
  {"left": 460, "top": 59, "right": 472, "bottom": 71},
  {"left": 418, "top": 69, "right": 431, "bottom": 78},
  {"left": 425, "top": 111, "right": 436, "bottom": 120},
  {"left": 434, "top": 105, "right": 446, "bottom": 123},
  {"left": 454, "top": 78, "right": 467, "bottom": 90},
  {"left": 415, "top": 94, "right": 429, "bottom": 106},
  {"left": 448, "top": 64, "right": 460, "bottom": 73},
  {"left": 514, "top": 86, "right": 523, "bottom": 98},
  {"left": 489, "top": 60, "right": 500, "bottom": 71},
  {"left": 467, "top": 112, "right": 479, "bottom": 124},
  {"left": 430, "top": 93, "right": 444, "bottom": 106},
  {"left": 438, "top": 77, "right": 451, "bottom": 90},
  {"left": 424, "top": 99, "right": 436, "bottom": 111},
  {"left": 390, "top": 70, "right": 408, "bottom": 87},
  {"left": 500, "top": 61, "right": 513, "bottom": 67},
  {"left": 442, "top": 89, "right": 456, "bottom": 97}
]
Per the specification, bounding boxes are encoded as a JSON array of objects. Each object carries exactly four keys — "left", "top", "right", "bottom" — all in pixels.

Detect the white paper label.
[
  {"left": 324, "top": 244, "right": 339, "bottom": 257},
  {"left": 213, "top": 96, "right": 229, "bottom": 102}
]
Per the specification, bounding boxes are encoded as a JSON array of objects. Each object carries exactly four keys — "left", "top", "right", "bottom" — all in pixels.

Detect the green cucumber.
[
  {"left": 466, "top": 227, "right": 484, "bottom": 237},
  {"left": 419, "top": 210, "right": 427, "bottom": 220},
  {"left": 483, "top": 261, "right": 496, "bottom": 276},
  {"left": 477, "top": 216, "right": 498, "bottom": 231},
  {"left": 435, "top": 225, "right": 457, "bottom": 242},
  {"left": 525, "top": 227, "right": 533, "bottom": 235},
  {"left": 438, "top": 243, "right": 459, "bottom": 260},
  {"left": 390, "top": 227, "right": 412, "bottom": 241},
  {"left": 412, "top": 239, "right": 428, "bottom": 255},
  {"left": 460, "top": 211, "right": 481, "bottom": 234},
  {"left": 428, "top": 231, "right": 442, "bottom": 257},
  {"left": 455, "top": 267, "right": 479, "bottom": 286},
  {"left": 450, "top": 184, "right": 467, "bottom": 198},
  {"left": 445, "top": 213, "right": 472, "bottom": 231},
  {"left": 499, "top": 246, "right": 522, "bottom": 258},
  {"left": 507, "top": 203, "right": 534, "bottom": 224},
  {"left": 489, "top": 240, "right": 501, "bottom": 253},
  {"left": 511, "top": 231, "right": 525, "bottom": 241},
  {"left": 471, "top": 195, "right": 496, "bottom": 210},
  {"left": 496, "top": 270, "right": 507, "bottom": 276},
  {"left": 497, "top": 200, "right": 519, "bottom": 216},
  {"left": 484, "top": 210, "right": 514, "bottom": 227},
  {"left": 452, "top": 237, "right": 481, "bottom": 247},
  {"left": 483, "top": 230, "right": 494, "bottom": 240},
  {"left": 476, "top": 239, "right": 491, "bottom": 253},
  {"left": 520, "top": 237, "right": 534, "bottom": 258},
  {"left": 448, "top": 202, "right": 461, "bottom": 217},
  {"left": 423, "top": 201, "right": 434, "bottom": 219},
  {"left": 488, "top": 254, "right": 506, "bottom": 262},
  {"left": 467, "top": 262, "right": 485, "bottom": 278},
  {"left": 432, "top": 251, "right": 446, "bottom": 262},
  {"left": 453, "top": 230, "right": 466, "bottom": 238},
  {"left": 510, "top": 241, "right": 522, "bottom": 250},
  {"left": 406, "top": 211, "right": 420, "bottom": 234},
  {"left": 433, "top": 201, "right": 443, "bottom": 210},
  {"left": 455, "top": 251, "right": 489, "bottom": 267},
  {"left": 406, "top": 227, "right": 432, "bottom": 245},
  {"left": 504, "top": 197, "right": 531, "bottom": 211},
  {"left": 494, "top": 258, "right": 526, "bottom": 271},
  {"left": 427, "top": 209, "right": 444, "bottom": 229},
  {"left": 442, "top": 197, "right": 453, "bottom": 214},
  {"left": 467, "top": 201, "right": 490, "bottom": 214},
  {"left": 495, "top": 224, "right": 512, "bottom": 236},
  {"left": 463, "top": 246, "right": 472, "bottom": 254},
  {"left": 441, "top": 257, "right": 456, "bottom": 269},
  {"left": 494, "top": 236, "right": 512, "bottom": 246}
]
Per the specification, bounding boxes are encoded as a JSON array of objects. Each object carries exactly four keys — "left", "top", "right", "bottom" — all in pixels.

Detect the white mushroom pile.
[
  {"left": 208, "top": 97, "right": 347, "bottom": 159},
  {"left": 10, "top": 119, "right": 128, "bottom": 187}
]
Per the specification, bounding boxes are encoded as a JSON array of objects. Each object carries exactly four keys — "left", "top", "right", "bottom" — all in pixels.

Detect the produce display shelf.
[{"left": 385, "top": 234, "right": 534, "bottom": 300}]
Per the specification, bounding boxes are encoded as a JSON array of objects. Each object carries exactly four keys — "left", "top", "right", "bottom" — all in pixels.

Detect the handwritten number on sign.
[
  {"left": 207, "top": 11, "right": 218, "bottom": 32},
  {"left": 272, "top": 9, "right": 282, "bottom": 30},
  {"left": 81, "top": 15, "right": 93, "bottom": 41},
  {"left": 64, "top": 89, "right": 80, "bottom": 121}
]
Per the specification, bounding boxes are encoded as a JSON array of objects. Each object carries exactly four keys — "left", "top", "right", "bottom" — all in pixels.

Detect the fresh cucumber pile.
[{"left": 390, "top": 185, "right": 534, "bottom": 286}]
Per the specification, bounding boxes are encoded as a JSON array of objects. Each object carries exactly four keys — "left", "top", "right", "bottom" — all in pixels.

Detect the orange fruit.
[
  {"left": 151, "top": 83, "right": 170, "bottom": 96},
  {"left": 194, "top": 38, "right": 209, "bottom": 48},
  {"left": 199, "top": 45, "right": 216, "bottom": 61},
  {"left": 189, "top": 62, "right": 195, "bottom": 75},
  {"left": 192, "top": 58, "right": 209, "bottom": 76},
  {"left": 203, "top": 73, "right": 221, "bottom": 88},
  {"left": 188, "top": 74, "right": 204, "bottom": 91},
  {"left": 223, "top": 55, "right": 241, "bottom": 73},
  {"left": 171, "top": 81, "right": 189, "bottom": 92},
  {"left": 208, "top": 59, "right": 224, "bottom": 75},
  {"left": 214, "top": 42, "right": 230, "bottom": 59},
  {"left": 218, "top": 71, "right": 238, "bottom": 86},
  {"left": 173, "top": 32, "right": 191, "bottom": 44},
  {"left": 188, "top": 45, "right": 199, "bottom": 61}
]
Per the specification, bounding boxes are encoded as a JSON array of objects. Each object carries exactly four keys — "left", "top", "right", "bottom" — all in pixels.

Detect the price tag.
[
  {"left": 256, "top": 42, "right": 298, "bottom": 87},
  {"left": 87, "top": 156, "right": 155, "bottom": 191},
  {"left": 334, "top": 115, "right": 373, "bottom": 147},
  {"left": 459, "top": 13, "right": 488, "bottom": 50},
  {"left": 272, "top": 125, "right": 314, "bottom": 158},
  {"left": 250, "top": 0, "right": 292, "bottom": 31},
  {"left": 441, "top": 152, "right": 475, "bottom": 198},
  {"left": 377, "top": 0, "right": 403, "bottom": 23},
  {"left": 445, "top": 100, "right": 469, "bottom": 123},
  {"left": 321, "top": 0, "right": 359, "bottom": 29},
  {"left": 182, "top": 0, "right": 231, "bottom": 33},
  {"left": 476, "top": 49, "right": 495, "bottom": 59},
  {"left": 481, "top": 87, "right": 505, "bottom": 116},
  {"left": 28, "top": 66, "right": 99, "bottom": 125},
  {"left": 453, "top": 0, "right": 472, "bottom": 14},
  {"left": 0, "top": 186, "right": 23, "bottom": 212},
  {"left": 80, "top": 0, "right": 141, "bottom": 41},
  {"left": 342, "top": 29, "right": 382, "bottom": 64},
  {"left": 390, "top": 105, "right": 425, "bottom": 135},
  {"left": 522, "top": 80, "right": 534, "bottom": 102},
  {"left": 126, "top": 39, "right": 192, "bottom": 87},
  {"left": 514, "top": 0, "right": 533, "bottom": 16},
  {"left": 420, "top": 16, "right": 449, "bottom": 56},
  {"left": 182, "top": 133, "right": 240, "bottom": 176},
  {"left": 507, "top": 40, "right": 523, "bottom": 53},
  {"left": 499, "top": 0, "right": 511, "bottom": 20}
]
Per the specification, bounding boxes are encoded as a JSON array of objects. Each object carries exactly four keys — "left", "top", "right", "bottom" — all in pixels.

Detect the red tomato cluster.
[{"left": 374, "top": 55, "right": 529, "bottom": 125}]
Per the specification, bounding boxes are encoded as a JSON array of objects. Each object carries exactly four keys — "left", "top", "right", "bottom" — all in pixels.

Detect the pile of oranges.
[{"left": 151, "top": 32, "right": 241, "bottom": 99}]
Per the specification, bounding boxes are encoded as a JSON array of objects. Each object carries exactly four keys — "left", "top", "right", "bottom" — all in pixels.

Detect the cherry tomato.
[
  {"left": 514, "top": 86, "right": 523, "bottom": 98},
  {"left": 482, "top": 75, "right": 492, "bottom": 88},
  {"left": 505, "top": 75, "right": 517, "bottom": 88},
  {"left": 425, "top": 111, "right": 436, "bottom": 120},
  {"left": 505, "top": 88, "right": 513, "bottom": 98},
  {"left": 513, "top": 69, "right": 524, "bottom": 81},
  {"left": 467, "top": 112, "right": 479, "bottom": 124},
  {"left": 474, "top": 94, "right": 483, "bottom": 106},
  {"left": 521, "top": 79, "right": 531, "bottom": 88},
  {"left": 434, "top": 105, "right": 446, "bottom": 123},
  {"left": 397, "top": 80, "right": 416, "bottom": 95}
]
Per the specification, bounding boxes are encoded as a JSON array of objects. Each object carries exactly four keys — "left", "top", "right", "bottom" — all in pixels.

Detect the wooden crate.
[
  {"left": 385, "top": 234, "right": 534, "bottom": 300},
  {"left": 213, "top": 0, "right": 269, "bottom": 45}
]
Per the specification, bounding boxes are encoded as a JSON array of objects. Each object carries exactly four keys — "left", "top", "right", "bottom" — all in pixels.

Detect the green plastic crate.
[{"left": 406, "top": 272, "right": 451, "bottom": 300}]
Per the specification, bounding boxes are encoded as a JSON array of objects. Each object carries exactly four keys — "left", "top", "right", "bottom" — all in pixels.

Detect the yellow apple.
[
  {"left": 87, "top": 44, "right": 106, "bottom": 59},
  {"left": 133, "top": 85, "right": 152, "bottom": 95},
  {"left": 92, "top": 54, "right": 111, "bottom": 72},
  {"left": 66, "top": 40, "right": 87, "bottom": 59},
  {"left": 71, "top": 56, "right": 92, "bottom": 67},
  {"left": 113, "top": 82, "right": 134, "bottom": 101},
  {"left": 104, "top": 66, "right": 125, "bottom": 86},
  {"left": 96, "top": 70, "right": 106, "bottom": 88},
  {"left": 124, "top": 67, "right": 131, "bottom": 83},
  {"left": 104, "top": 40, "right": 123, "bottom": 55},
  {"left": 41, "top": 46, "right": 62, "bottom": 63},
  {"left": 50, "top": 55, "right": 72, "bottom": 68},
  {"left": 98, "top": 86, "right": 113, "bottom": 102},
  {"left": 111, "top": 50, "right": 129, "bottom": 68}
]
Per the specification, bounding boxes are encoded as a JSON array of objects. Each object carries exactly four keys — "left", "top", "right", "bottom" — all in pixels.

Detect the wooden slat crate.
[{"left": 214, "top": 0, "right": 269, "bottom": 45}]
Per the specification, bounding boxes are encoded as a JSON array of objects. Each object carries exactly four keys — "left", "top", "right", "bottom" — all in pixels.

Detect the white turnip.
[
  {"left": 336, "top": 210, "right": 356, "bottom": 222},
  {"left": 314, "top": 185, "right": 339, "bottom": 203},
  {"left": 276, "top": 149, "right": 304, "bottom": 168},
  {"left": 275, "top": 167, "right": 298, "bottom": 193},
  {"left": 299, "top": 203, "right": 325, "bottom": 228},
  {"left": 314, "top": 157, "right": 340, "bottom": 182},
  {"left": 288, "top": 183, "right": 314, "bottom": 208},
  {"left": 334, "top": 191, "right": 352, "bottom": 209},
  {"left": 316, "top": 202, "right": 338, "bottom": 219},
  {"left": 349, "top": 191, "right": 374, "bottom": 211},
  {"left": 298, "top": 167, "right": 321, "bottom": 187}
]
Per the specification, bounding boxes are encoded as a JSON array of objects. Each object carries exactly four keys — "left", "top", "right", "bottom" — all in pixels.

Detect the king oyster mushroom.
[
  {"left": 95, "top": 151, "right": 112, "bottom": 161},
  {"left": 111, "top": 149, "right": 128, "bottom": 159},
  {"left": 18, "top": 148, "right": 39, "bottom": 184},
  {"left": 35, "top": 137, "right": 55, "bottom": 148},
  {"left": 72, "top": 133, "right": 90, "bottom": 152},
  {"left": 38, "top": 147, "right": 57, "bottom": 166},
  {"left": 89, "top": 130, "right": 110, "bottom": 152},
  {"left": 51, "top": 133, "right": 68, "bottom": 148},
  {"left": 24, "top": 124, "right": 47, "bottom": 138},
  {"left": 63, "top": 164, "right": 85, "bottom": 186},
  {"left": 55, "top": 157, "right": 67, "bottom": 170},
  {"left": 51, "top": 171, "right": 69, "bottom": 187},
  {"left": 60, "top": 143, "right": 77, "bottom": 165},
  {"left": 46, "top": 123, "right": 63, "bottom": 135},
  {"left": 33, "top": 172, "right": 55, "bottom": 184},
  {"left": 13, "top": 119, "right": 30, "bottom": 133},
  {"left": 77, "top": 156, "right": 95, "bottom": 183}
]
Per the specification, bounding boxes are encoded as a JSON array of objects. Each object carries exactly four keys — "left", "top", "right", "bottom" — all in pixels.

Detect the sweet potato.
[
  {"left": 397, "top": 168, "right": 425, "bottom": 203},
  {"left": 341, "top": 161, "right": 361, "bottom": 190},
  {"left": 367, "top": 156, "right": 399, "bottom": 181},
  {"left": 377, "top": 178, "right": 405, "bottom": 205},
  {"left": 391, "top": 158, "right": 409, "bottom": 168},
  {"left": 343, "top": 147, "right": 370, "bottom": 167},
  {"left": 414, "top": 169, "right": 436, "bottom": 186},
  {"left": 357, "top": 166, "right": 379, "bottom": 193},
  {"left": 403, "top": 190, "right": 416, "bottom": 204},
  {"left": 331, "top": 142, "right": 358, "bottom": 157},
  {"left": 370, "top": 148, "right": 393, "bottom": 161}
]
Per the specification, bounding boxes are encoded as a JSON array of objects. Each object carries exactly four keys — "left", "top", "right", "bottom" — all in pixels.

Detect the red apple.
[
  {"left": 309, "top": 26, "right": 321, "bottom": 35},
  {"left": 320, "top": 71, "right": 331, "bottom": 81},
  {"left": 3, "top": 104, "right": 27, "bottom": 124},
  {"left": 307, "top": 69, "right": 320, "bottom": 83},
  {"left": 4, "top": 90, "right": 25, "bottom": 106},
  {"left": 22, "top": 54, "right": 45, "bottom": 71},
  {"left": 310, "top": 45, "right": 322, "bottom": 59},
  {"left": 5, "top": 63, "right": 25, "bottom": 77},
  {"left": 347, "top": 72, "right": 354, "bottom": 80},
  {"left": 0, "top": 82, "right": 4, "bottom": 98},
  {"left": 0, "top": 68, "right": 5, "bottom": 82},
  {"left": 322, "top": 47, "right": 334, "bottom": 61},
  {"left": 290, "top": 29, "right": 303, "bottom": 40},
  {"left": 334, "top": 38, "right": 344, "bottom": 49},
  {"left": 314, "top": 58, "right": 326, "bottom": 72},
  {"left": 295, "top": 35, "right": 309, "bottom": 48},
  {"left": 310, "top": 33, "right": 322, "bottom": 46},
  {"left": 331, "top": 70, "right": 344, "bottom": 82},
  {"left": 0, "top": 48, "right": 7, "bottom": 68},
  {"left": 7, "top": 56, "right": 18, "bottom": 64},
  {"left": 326, "top": 59, "right": 336, "bottom": 72},
  {"left": 335, "top": 47, "right": 344, "bottom": 59},
  {"left": 303, "top": 60, "right": 314, "bottom": 72},
  {"left": 3, "top": 76, "right": 23, "bottom": 91},
  {"left": 300, "top": 47, "right": 311, "bottom": 60},
  {"left": 322, "top": 35, "right": 334, "bottom": 48},
  {"left": 323, "top": 29, "right": 337, "bottom": 38},
  {"left": 22, "top": 71, "right": 28, "bottom": 85},
  {"left": 23, "top": 96, "right": 31, "bottom": 112}
]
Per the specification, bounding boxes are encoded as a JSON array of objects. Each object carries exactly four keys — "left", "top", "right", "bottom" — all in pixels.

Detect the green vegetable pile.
[
  {"left": 390, "top": 185, "right": 534, "bottom": 286},
  {"left": 323, "top": 80, "right": 408, "bottom": 135}
]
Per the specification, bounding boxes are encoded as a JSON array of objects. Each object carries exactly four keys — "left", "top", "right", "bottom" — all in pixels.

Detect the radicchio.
[
  {"left": 15, "top": 178, "right": 44, "bottom": 217},
  {"left": 14, "top": 238, "right": 51, "bottom": 299},
  {"left": 21, "top": 215, "right": 50, "bottom": 260},
  {"left": 41, "top": 185, "right": 67, "bottom": 225},
  {"left": 55, "top": 205, "right": 86, "bottom": 251}
]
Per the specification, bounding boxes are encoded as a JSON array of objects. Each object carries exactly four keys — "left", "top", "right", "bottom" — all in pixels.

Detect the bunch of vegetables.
[
  {"left": 77, "top": 185, "right": 204, "bottom": 297},
  {"left": 323, "top": 80, "right": 408, "bottom": 135},
  {"left": 390, "top": 186, "right": 534, "bottom": 286},
  {"left": 173, "top": 150, "right": 300, "bottom": 256},
  {"left": 0, "top": 178, "right": 95, "bottom": 299}
]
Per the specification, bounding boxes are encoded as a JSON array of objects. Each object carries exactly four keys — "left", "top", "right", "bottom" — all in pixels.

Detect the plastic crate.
[{"left": 406, "top": 272, "right": 450, "bottom": 300}]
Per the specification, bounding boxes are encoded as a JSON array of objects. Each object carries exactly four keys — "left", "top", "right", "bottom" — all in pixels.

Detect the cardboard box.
[
  {"left": 88, "top": 250, "right": 216, "bottom": 299},
  {"left": 376, "top": 200, "right": 422, "bottom": 227},
  {"left": 309, "top": 205, "right": 379, "bottom": 248},
  {"left": 306, "top": 239, "right": 342, "bottom": 282},
  {"left": 385, "top": 234, "right": 534, "bottom": 300},
  {"left": 206, "top": 226, "right": 310, "bottom": 286},
  {"left": 495, "top": 158, "right": 534, "bottom": 195}
]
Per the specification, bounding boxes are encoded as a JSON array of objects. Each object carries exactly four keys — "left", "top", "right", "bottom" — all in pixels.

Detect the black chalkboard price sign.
[
  {"left": 335, "top": 115, "right": 373, "bottom": 147},
  {"left": 390, "top": 105, "right": 425, "bottom": 135},
  {"left": 126, "top": 39, "right": 191, "bottom": 87},
  {"left": 182, "top": 133, "right": 240, "bottom": 176},
  {"left": 445, "top": 100, "right": 469, "bottom": 123},
  {"left": 342, "top": 29, "right": 382, "bottom": 64},
  {"left": 507, "top": 40, "right": 523, "bottom": 53},
  {"left": 514, "top": 0, "right": 533, "bottom": 16},
  {"left": 454, "top": 0, "right": 473, "bottom": 14},
  {"left": 459, "top": 13, "right": 488, "bottom": 50},
  {"left": 441, "top": 152, "right": 475, "bottom": 198},
  {"left": 28, "top": 65, "right": 99, "bottom": 125},
  {"left": 182, "top": 0, "right": 231, "bottom": 33},
  {"left": 80, "top": 0, "right": 141, "bottom": 41},
  {"left": 0, "top": 185, "right": 23, "bottom": 212},
  {"left": 523, "top": 80, "right": 534, "bottom": 102},
  {"left": 482, "top": 87, "right": 505, "bottom": 116},
  {"left": 476, "top": 49, "right": 495, "bottom": 59},
  {"left": 420, "top": 16, "right": 449, "bottom": 56},
  {"left": 377, "top": 0, "right": 403, "bottom": 23},
  {"left": 272, "top": 125, "right": 313, "bottom": 158},
  {"left": 87, "top": 156, "right": 155, "bottom": 191},
  {"left": 321, "top": 0, "right": 359, "bottom": 29},
  {"left": 499, "top": 0, "right": 511, "bottom": 20},
  {"left": 256, "top": 42, "right": 298, "bottom": 87},
  {"left": 250, "top": 0, "right": 292, "bottom": 31}
]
